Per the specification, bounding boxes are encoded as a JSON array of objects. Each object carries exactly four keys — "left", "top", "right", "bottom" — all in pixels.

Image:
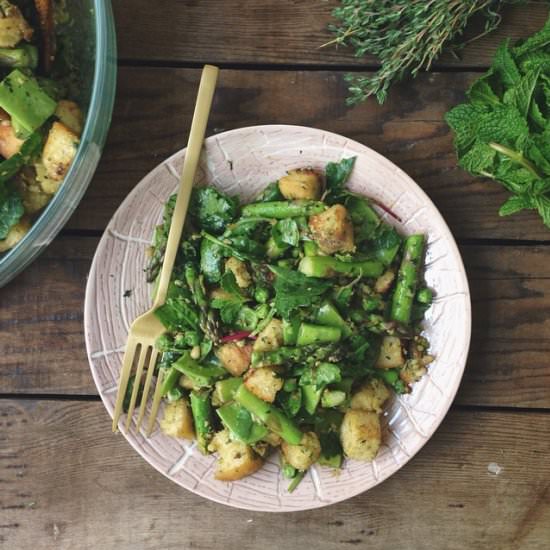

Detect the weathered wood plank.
[
  {"left": 68, "top": 67, "right": 550, "bottom": 240},
  {"left": 114, "top": 0, "right": 549, "bottom": 68},
  {"left": 1, "top": 399, "right": 549, "bottom": 549},
  {"left": 1, "top": 237, "right": 549, "bottom": 408}
]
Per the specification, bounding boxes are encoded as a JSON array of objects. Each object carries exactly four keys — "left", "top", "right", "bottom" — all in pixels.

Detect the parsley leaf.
[
  {"left": 269, "top": 266, "right": 331, "bottom": 318},
  {"left": 210, "top": 272, "right": 248, "bottom": 325},
  {"left": 325, "top": 157, "right": 356, "bottom": 202},
  {"left": 190, "top": 187, "right": 239, "bottom": 234},
  {"left": 0, "top": 185, "right": 24, "bottom": 240}
]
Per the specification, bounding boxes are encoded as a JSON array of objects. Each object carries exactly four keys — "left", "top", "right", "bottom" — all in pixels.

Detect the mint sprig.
[{"left": 446, "top": 14, "right": 550, "bottom": 228}]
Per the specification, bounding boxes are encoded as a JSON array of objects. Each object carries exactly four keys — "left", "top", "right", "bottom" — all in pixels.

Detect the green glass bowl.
[{"left": 0, "top": 0, "right": 117, "bottom": 287}]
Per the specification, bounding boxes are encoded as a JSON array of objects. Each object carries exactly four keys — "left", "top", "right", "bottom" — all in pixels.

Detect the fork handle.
[{"left": 153, "top": 65, "right": 219, "bottom": 308}]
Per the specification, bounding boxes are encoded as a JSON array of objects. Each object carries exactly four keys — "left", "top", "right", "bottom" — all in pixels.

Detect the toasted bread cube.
[
  {"left": 350, "top": 379, "right": 391, "bottom": 414},
  {"left": 209, "top": 429, "right": 263, "bottom": 481},
  {"left": 309, "top": 204, "right": 354, "bottom": 254},
  {"left": 42, "top": 122, "right": 79, "bottom": 181},
  {"left": 281, "top": 431, "right": 321, "bottom": 471},
  {"left": 0, "top": 110, "right": 23, "bottom": 158},
  {"left": 15, "top": 169, "right": 50, "bottom": 214},
  {"left": 340, "top": 409, "right": 381, "bottom": 461},
  {"left": 55, "top": 100, "right": 84, "bottom": 136},
  {"left": 278, "top": 168, "right": 322, "bottom": 200},
  {"left": 374, "top": 270, "right": 396, "bottom": 294},
  {"left": 34, "top": 161, "right": 61, "bottom": 194},
  {"left": 400, "top": 359, "right": 427, "bottom": 385},
  {"left": 244, "top": 366, "right": 283, "bottom": 403},
  {"left": 225, "top": 257, "right": 252, "bottom": 288},
  {"left": 160, "top": 398, "right": 194, "bottom": 440},
  {"left": 0, "top": 2, "right": 33, "bottom": 47},
  {"left": 216, "top": 342, "right": 252, "bottom": 376},
  {"left": 0, "top": 218, "right": 30, "bottom": 252},
  {"left": 376, "top": 336, "right": 404, "bottom": 369},
  {"left": 253, "top": 318, "right": 283, "bottom": 353}
]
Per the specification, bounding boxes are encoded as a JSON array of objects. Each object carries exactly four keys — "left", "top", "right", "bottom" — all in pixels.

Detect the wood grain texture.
[
  {"left": 1, "top": 237, "right": 549, "bottom": 409},
  {"left": 1, "top": 399, "right": 549, "bottom": 549},
  {"left": 66, "top": 67, "right": 550, "bottom": 240},
  {"left": 113, "top": 0, "right": 549, "bottom": 68}
]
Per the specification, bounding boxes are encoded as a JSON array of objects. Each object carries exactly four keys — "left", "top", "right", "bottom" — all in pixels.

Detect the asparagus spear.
[
  {"left": 213, "top": 377, "right": 243, "bottom": 404},
  {"left": 234, "top": 385, "right": 303, "bottom": 444},
  {"left": 296, "top": 323, "right": 341, "bottom": 346},
  {"left": 316, "top": 301, "right": 352, "bottom": 337},
  {"left": 390, "top": 234, "right": 425, "bottom": 325},
  {"left": 298, "top": 256, "right": 384, "bottom": 279},
  {"left": 184, "top": 264, "right": 219, "bottom": 342},
  {"left": 242, "top": 200, "right": 325, "bottom": 219},
  {"left": 172, "top": 352, "right": 226, "bottom": 387},
  {"left": 189, "top": 390, "right": 213, "bottom": 453}
]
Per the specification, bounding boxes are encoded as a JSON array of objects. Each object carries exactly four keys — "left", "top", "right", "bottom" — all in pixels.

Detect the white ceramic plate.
[{"left": 84, "top": 125, "right": 471, "bottom": 512}]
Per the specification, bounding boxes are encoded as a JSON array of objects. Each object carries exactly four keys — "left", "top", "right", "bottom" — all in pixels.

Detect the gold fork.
[{"left": 111, "top": 64, "right": 219, "bottom": 435}]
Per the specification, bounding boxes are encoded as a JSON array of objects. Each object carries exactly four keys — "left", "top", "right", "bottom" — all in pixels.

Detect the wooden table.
[{"left": 2, "top": 2, "right": 550, "bottom": 548}]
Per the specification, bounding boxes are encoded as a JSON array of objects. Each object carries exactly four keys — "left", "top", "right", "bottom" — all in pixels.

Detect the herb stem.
[{"left": 488, "top": 142, "right": 542, "bottom": 179}]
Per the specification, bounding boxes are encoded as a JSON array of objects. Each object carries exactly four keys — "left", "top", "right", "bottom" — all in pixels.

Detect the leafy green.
[
  {"left": 154, "top": 291, "right": 200, "bottom": 332},
  {"left": 211, "top": 272, "right": 248, "bottom": 325},
  {"left": 325, "top": 157, "right": 356, "bottom": 202},
  {"left": 190, "top": 187, "right": 239, "bottom": 234},
  {"left": 273, "top": 218, "right": 299, "bottom": 247},
  {"left": 0, "top": 186, "right": 24, "bottom": 240},
  {"left": 445, "top": 14, "right": 550, "bottom": 228},
  {"left": 269, "top": 266, "right": 332, "bottom": 318}
]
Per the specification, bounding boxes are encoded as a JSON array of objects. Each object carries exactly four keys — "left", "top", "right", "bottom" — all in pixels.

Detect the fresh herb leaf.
[
  {"left": 269, "top": 266, "right": 331, "bottom": 318},
  {"left": 190, "top": 187, "right": 239, "bottom": 234},
  {"left": 0, "top": 185, "right": 24, "bottom": 240},
  {"left": 325, "top": 157, "right": 356, "bottom": 201},
  {"left": 492, "top": 39, "right": 521, "bottom": 88},
  {"left": 274, "top": 218, "right": 300, "bottom": 247},
  {"left": 499, "top": 194, "right": 534, "bottom": 217},
  {"left": 328, "top": 1, "right": 514, "bottom": 105},
  {"left": 211, "top": 273, "right": 248, "bottom": 326},
  {"left": 155, "top": 296, "right": 200, "bottom": 332},
  {"left": 446, "top": 15, "right": 550, "bottom": 229}
]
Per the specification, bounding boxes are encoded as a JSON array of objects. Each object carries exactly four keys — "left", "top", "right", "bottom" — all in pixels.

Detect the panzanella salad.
[
  {"left": 0, "top": 0, "right": 83, "bottom": 251},
  {"left": 140, "top": 157, "right": 433, "bottom": 490}
]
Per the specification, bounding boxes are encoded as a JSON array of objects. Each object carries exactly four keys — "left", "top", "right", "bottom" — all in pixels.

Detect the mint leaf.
[
  {"left": 445, "top": 103, "right": 487, "bottom": 155},
  {"left": 513, "top": 16, "right": 550, "bottom": 57},
  {"left": 477, "top": 105, "right": 529, "bottom": 147},
  {"left": 503, "top": 68, "right": 540, "bottom": 118},
  {"left": 533, "top": 195, "right": 550, "bottom": 227},
  {"left": 527, "top": 138, "right": 550, "bottom": 176},
  {"left": 493, "top": 40, "right": 521, "bottom": 88},
  {"left": 529, "top": 99, "right": 547, "bottom": 130},
  {"left": 499, "top": 195, "right": 534, "bottom": 217},
  {"left": 458, "top": 141, "right": 496, "bottom": 174},
  {"left": 467, "top": 74, "right": 500, "bottom": 106},
  {"left": 518, "top": 51, "right": 550, "bottom": 75},
  {"left": 0, "top": 186, "right": 24, "bottom": 240}
]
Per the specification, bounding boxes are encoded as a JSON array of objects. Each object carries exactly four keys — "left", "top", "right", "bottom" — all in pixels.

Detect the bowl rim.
[
  {"left": 0, "top": 0, "right": 117, "bottom": 287},
  {"left": 85, "top": 124, "right": 472, "bottom": 511}
]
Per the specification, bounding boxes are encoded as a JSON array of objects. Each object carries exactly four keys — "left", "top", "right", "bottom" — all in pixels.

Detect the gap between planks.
[
  {"left": 116, "top": 58, "right": 492, "bottom": 73},
  {"left": 1, "top": 394, "right": 549, "bottom": 415}
]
